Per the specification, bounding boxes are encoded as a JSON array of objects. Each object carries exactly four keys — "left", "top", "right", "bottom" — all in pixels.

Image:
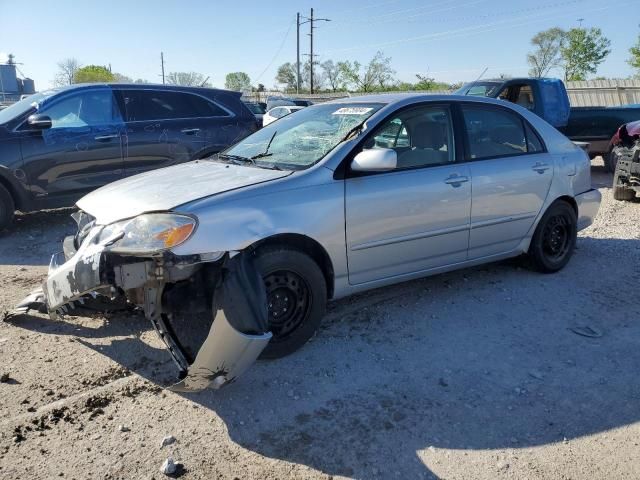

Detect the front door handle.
[
  {"left": 94, "top": 134, "right": 119, "bottom": 142},
  {"left": 532, "top": 162, "right": 551, "bottom": 173},
  {"left": 181, "top": 128, "right": 200, "bottom": 135},
  {"left": 444, "top": 174, "right": 469, "bottom": 187}
]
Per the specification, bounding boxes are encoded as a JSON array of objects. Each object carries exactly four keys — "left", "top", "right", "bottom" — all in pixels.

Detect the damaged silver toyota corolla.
[{"left": 16, "top": 94, "right": 601, "bottom": 391}]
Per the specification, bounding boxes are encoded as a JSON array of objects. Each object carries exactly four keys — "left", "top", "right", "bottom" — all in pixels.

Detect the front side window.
[
  {"left": 121, "top": 90, "right": 227, "bottom": 122},
  {"left": 461, "top": 105, "right": 528, "bottom": 160},
  {"left": 223, "top": 102, "right": 383, "bottom": 170},
  {"left": 363, "top": 105, "right": 455, "bottom": 169},
  {"left": 40, "top": 89, "right": 121, "bottom": 128}
]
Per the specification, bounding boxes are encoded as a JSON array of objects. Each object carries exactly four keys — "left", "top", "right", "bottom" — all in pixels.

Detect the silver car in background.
[{"left": 17, "top": 94, "right": 601, "bottom": 391}]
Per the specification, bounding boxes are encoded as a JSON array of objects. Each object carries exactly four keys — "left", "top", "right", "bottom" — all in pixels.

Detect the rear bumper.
[{"left": 575, "top": 188, "right": 601, "bottom": 231}]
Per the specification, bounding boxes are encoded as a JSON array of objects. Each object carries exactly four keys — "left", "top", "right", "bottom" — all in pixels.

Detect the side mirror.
[
  {"left": 351, "top": 148, "right": 397, "bottom": 172},
  {"left": 27, "top": 114, "right": 52, "bottom": 129}
]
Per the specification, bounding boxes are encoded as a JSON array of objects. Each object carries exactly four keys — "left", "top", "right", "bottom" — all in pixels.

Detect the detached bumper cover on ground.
[{"left": 16, "top": 223, "right": 272, "bottom": 392}]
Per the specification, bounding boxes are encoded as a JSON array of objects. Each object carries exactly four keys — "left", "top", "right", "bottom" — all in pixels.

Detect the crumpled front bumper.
[
  {"left": 15, "top": 223, "right": 272, "bottom": 392},
  {"left": 43, "top": 230, "right": 108, "bottom": 315}
]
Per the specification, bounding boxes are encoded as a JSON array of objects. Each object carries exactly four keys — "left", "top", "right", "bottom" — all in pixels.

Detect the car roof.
[
  {"left": 324, "top": 93, "right": 513, "bottom": 108},
  {"left": 44, "top": 83, "right": 238, "bottom": 95}
]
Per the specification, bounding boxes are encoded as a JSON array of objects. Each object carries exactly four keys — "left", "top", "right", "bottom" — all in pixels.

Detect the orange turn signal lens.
[{"left": 155, "top": 223, "right": 195, "bottom": 248}]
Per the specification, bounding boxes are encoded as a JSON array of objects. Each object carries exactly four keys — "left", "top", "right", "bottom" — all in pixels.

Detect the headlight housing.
[{"left": 99, "top": 213, "right": 197, "bottom": 254}]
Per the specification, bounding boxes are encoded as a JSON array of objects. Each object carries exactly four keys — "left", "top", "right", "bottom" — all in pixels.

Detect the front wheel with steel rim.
[
  {"left": 528, "top": 201, "right": 577, "bottom": 273},
  {"left": 254, "top": 246, "right": 327, "bottom": 359}
]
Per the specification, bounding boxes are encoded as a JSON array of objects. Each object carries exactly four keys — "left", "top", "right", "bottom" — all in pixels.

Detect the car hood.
[{"left": 77, "top": 160, "right": 292, "bottom": 224}]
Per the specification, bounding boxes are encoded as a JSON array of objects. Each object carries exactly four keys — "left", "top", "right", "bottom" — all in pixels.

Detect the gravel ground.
[{"left": 1, "top": 160, "right": 639, "bottom": 480}]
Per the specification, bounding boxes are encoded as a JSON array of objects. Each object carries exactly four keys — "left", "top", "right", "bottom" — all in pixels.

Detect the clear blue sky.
[{"left": 0, "top": 0, "right": 637, "bottom": 90}]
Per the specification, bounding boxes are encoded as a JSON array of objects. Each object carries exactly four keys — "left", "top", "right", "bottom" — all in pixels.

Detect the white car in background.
[{"left": 263, "top": 105, "right": 305, "bottom": 127}]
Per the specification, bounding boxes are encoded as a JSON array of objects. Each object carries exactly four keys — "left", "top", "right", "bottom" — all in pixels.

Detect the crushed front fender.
[{"left": 169, "top": 309, "right": 271, "bottom": 391}]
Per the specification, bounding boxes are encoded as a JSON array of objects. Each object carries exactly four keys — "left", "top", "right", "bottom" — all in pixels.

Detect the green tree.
[
  {"left": 338, "top": 51, "right": 396, "bottom": 92},
  {"left": 321, "top": 59, "right": 345, "bottom": 92},
  {"left": 73, "top": 65, "right": 114, "bottom": 83},
  {"left": 527, "top": 27, "right": 565, "bottom": 78},
  {"left": 225, "top": 72, "right": 252, "bottom": 91},
  {"left": 560, "top": 27, "right": 611, "bottom": 81},
  {"left": 275, "top": 62, "right": 297, "bottom": 91},
  {"left": 629, "top": 26, "right": 640, "bottom": 73},
  {"left": 166, "top": 71, "right": 210, "bottom": 87}
]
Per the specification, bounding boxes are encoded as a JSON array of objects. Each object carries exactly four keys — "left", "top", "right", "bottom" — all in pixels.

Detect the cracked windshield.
[{"left": 223, "top": 103, "right": 382, "bottom": 170}]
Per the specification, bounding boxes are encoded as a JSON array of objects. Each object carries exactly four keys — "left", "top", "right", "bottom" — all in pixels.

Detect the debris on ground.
[
  {"left": 161, "top": 435, "right": 176, "bottom": 448},
  {"left": 160, "top": 457, "right": 178, "bottom": 475},
  {"left": 0, "top": 372, "right": 11, "bottom": 383}
]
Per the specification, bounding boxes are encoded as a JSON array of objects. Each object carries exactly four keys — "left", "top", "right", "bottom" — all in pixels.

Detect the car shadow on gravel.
[
  {"left": 7, "top": 236, "right": 640, "bottom": 479},
  {"left": 179, "top": 236, "right": 640, "bottom": 479},
  {"left": 0, "top": 209, "right": 76, "bottom": 266}
]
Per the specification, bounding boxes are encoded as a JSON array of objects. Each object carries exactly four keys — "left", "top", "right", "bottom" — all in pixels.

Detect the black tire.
[
  {"left": 528, "top": 201, "right": 577, "bottom": 273},
  {"left": 605, "top": 147, "right": 619, "bottom": 173},
  {"left": 254, "top": 246, "right": 327, "bottom": 359},
  {"left": 0, "top": 183, "right": 15, "bottom": 231}
]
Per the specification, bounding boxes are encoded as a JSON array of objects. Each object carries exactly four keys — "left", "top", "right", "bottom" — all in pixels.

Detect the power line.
[
  {"left": 253, "top": 16, "right": 296, "bottom": 84},
  {"left": 324, "top": 0, "right": 596, "bottom": 55}
]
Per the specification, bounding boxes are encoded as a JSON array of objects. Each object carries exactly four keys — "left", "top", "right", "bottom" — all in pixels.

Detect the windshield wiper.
[
  {"left": 217, "top": 153, "right": 257, "bottom": 166},
  {"left": 251, "top": 130, "right": 277, "bottom": 160}
]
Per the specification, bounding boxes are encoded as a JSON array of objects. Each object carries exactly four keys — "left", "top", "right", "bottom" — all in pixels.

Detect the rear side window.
[
  {"left": 525, "top": 123, "right": 544, "bottom": 153},
  {"left": 461, "top": 105, "right": 528, "bottom": 160},
  {"left": 120, "top": 90, "right": 229, "bottom": 122}
]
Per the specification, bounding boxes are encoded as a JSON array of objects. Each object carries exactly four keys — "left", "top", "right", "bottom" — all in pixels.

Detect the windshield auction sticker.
[{"left": 332, "top": 107, "right": 373, "bottom": 115}]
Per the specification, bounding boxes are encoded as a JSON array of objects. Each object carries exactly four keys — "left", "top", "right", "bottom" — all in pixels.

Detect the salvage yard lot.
[{"left": 1, "top": 161, "right": 639, "bottom": 480}]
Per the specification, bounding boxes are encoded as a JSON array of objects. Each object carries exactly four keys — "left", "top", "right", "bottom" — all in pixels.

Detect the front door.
[
  {"left": 19, "top": 87, "right": 124, "bottom": 203},
  {"left": 460, "top": 104, "right": 553, "bottom": 258},
  {"left": 345, "top": 104, "right": 471, "bottom": 285}
]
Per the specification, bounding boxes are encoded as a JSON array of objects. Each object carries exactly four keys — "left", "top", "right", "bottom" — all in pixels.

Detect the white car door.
[
  {"left": 345, "top": 104, "right": 471, "bottom": 285},
  {"left": 460, "top": 104, "right": 553, "bottom": 258}
]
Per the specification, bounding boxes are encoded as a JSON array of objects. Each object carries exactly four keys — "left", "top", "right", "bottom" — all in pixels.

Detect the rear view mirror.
[
  {"left": 27, "top": 114, "right": 52, "bottom": 129},
  {"left": 351, "top": 148, "right": 397, "bottom": 172}
]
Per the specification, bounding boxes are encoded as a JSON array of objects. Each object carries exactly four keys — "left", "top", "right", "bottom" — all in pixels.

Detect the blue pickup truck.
[{"left": 456, "top": 78, "right": 640, "bottom": 172}]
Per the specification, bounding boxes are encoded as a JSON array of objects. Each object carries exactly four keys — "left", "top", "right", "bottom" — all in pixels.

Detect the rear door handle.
[
  {"left": 444, "top": 174, "right": 469, "bottom": 187},
  {"left": 532, "top": 162, "right": 550, "bottom": 173},
  {"left": 94, "top": 134, "right": 119, "bottom": 142},
  {"left": 181, "top": 128, "right": 200, "bottom": 135}
]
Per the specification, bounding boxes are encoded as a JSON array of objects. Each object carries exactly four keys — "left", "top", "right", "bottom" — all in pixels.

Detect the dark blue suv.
[{"left": 0, "top": 83, "right": 257, "bottom": 229}]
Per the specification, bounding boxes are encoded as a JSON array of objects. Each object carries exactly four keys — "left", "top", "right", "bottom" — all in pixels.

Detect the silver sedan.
[{"left": 17, "top": 94, "right": 601, "bottom": 391}]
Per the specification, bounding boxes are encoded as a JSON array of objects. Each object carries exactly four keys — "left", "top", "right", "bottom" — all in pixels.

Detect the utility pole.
[
  {"left": 160, "top": 52, "right": 165, "bottom": 84},
  {"left": 296, "top": 13, "right": 300, "bottom": 94},
  {"left": 298, "top": 8, "right": 330, "bottom": 94},
  {"left": 310, "top": 8, "right": 314, "bottom": 94}
]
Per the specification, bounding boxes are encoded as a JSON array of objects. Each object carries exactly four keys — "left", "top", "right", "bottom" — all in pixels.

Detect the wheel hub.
[
  {"left": 543, "top": 215, "right": 569, "bottom": 258},
  {"left": 264, "top": 270, "right": 311, "bottom": 341}
]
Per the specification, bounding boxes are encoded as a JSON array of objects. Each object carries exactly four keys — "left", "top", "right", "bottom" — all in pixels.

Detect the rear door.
[
  {"left": 19, "top": 87, "right": 125, "bottom": 202},
  {"left": 345, "top": 104, "right": 471, "bottom": 285},
  {"left": 117, "top": 88, "right": 237, "bottom": 177},
  {"left": 460, "top": 104, "right": 553, "bottom": 258}
]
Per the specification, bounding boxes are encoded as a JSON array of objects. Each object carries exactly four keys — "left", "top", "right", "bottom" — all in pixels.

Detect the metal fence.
[{"left": 243, "top": 79, "right": 640, "bottom": 107}]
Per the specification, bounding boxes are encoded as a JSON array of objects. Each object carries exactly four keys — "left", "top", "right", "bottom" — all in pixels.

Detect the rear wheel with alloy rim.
[
  {"left": 254, "top": 246, "right": 327, "bottom": 359},
  {"left": 528, "top": 201, "right": 577, "bottom": 273}
]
